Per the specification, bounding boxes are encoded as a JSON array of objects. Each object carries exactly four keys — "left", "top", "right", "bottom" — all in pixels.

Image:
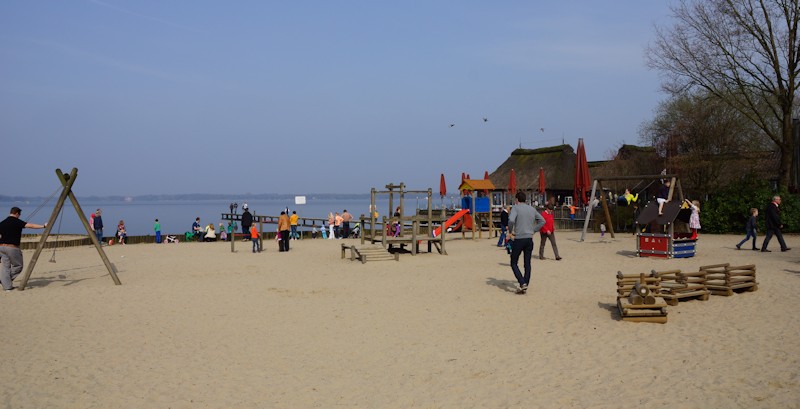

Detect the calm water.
[{"left": 2, "top": 196, "right": 457, "bottom": 236}]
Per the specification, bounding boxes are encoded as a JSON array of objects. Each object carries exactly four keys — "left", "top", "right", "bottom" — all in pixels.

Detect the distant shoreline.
[{"left": 0, "top": 193, "right": 372, "bottom": 203}]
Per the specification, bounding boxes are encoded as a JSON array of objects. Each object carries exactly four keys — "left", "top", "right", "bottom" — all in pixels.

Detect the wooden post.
[
  {"left": 598, "top": 181, "right": 615, "bottom": 238},
  {"left": 580, "top": 179, "right": 598, "bottom": 241}
]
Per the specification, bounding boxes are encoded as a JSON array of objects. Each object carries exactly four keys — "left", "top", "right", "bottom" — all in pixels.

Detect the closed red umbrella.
[
  {"left": 538, "top": 167, "right": 546, "bottom": 195},
  {"left": 509, "top": 168, "right": 517, "bottom": 196},
  {"left": 461, "top": 172, "right": 466, "bottom": 195},
  {"left": 439, "top": 173, "right": 447, "bottom": 198},
  {"left": 574, "top": 138, "right": 591, "bottom": 206},
  {"left": 483, "top": 170, "right": 490, "bottom": 195}
]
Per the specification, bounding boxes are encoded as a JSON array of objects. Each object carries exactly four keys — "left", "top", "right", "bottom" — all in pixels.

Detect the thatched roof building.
[{"left": 488, "top": 145, "right": 577, "bottom": 192}]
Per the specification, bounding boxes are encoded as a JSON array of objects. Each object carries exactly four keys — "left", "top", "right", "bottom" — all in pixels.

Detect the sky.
[{"left": 1, "top": 0, "right": 676, "bottom": 197}]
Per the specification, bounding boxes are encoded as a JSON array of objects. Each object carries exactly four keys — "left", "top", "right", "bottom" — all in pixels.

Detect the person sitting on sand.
[{"left": 203, "top": 223, "right": 217, "bottom": 242}]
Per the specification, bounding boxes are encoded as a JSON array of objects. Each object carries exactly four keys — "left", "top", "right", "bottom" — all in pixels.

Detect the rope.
[
  {"left": 48, "top": 206, "right": 64, "bottom": 263},
  {"left": 27, "top": 185, "right": 62, "bottom": 222}
]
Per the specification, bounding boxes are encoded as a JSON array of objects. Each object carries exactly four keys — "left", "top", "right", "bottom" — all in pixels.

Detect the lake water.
[{"left": 2, "top": 196, "right": 458, "bottom": 236}]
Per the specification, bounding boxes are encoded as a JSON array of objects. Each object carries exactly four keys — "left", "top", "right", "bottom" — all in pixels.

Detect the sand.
[{"left": 1, "top": 231, "right": 799, "bottom": 408}]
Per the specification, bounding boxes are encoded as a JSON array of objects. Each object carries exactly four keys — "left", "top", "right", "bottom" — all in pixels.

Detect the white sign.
[{"left": 295, "top": 196, "right": 306, "bottom": 205}]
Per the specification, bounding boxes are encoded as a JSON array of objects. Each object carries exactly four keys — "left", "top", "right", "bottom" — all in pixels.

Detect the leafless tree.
[{"left": 647, "top": 0, "right": 800, "bottom": 189}]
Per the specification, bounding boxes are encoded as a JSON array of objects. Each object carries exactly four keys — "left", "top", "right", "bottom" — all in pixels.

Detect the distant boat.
[{"left": 124, "top": 196, "right": 134, "bottom": 203}]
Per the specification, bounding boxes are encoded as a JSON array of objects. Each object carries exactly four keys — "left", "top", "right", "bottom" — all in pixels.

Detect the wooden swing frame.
[
  {"left": 18, "top": 168, "right": 121, "bottom": 290},
  {"left": 579, "top": 174, "right": 684, "bottom": 242}
]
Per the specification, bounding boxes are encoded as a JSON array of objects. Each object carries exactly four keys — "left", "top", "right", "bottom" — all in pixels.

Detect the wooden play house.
[
  {"left": 633, "top": 177, "right": 697, "bottom": 259},
  {"left": 456, "top": 179, "right": 496, "bottom": 240}
]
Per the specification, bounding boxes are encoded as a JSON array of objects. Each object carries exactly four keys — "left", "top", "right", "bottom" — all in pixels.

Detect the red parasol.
[
  {"left": 538, "top": 167, "right": 546, "bottom": 195},
  {"left": 483, "top": 170, "right": 490, "bottom": 195},
  {"left": 574, "top": 138, "right": 592, "bottom": 206},
  {"left": 461, "top": 172, "right": 466, "bottom": 195},
  {"left": 509, "top": 168, "right": 517, "bottom": 196},
  {"left": 439, "top": 173, "right": 447, "bottom": 197}
]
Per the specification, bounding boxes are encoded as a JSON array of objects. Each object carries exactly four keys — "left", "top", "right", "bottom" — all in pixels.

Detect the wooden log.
[
  {"left": 672, "top": 289, "right": 709, "bottom": 299},
  {"left": 729, "top": 276, "right": 756, "bottom": 284},
  {"left": 699, "top": 263, "right": 730, "bottom": 270},
  {"left": 628, "top": 293, "right": 644, "bottom": 305},
  {"left": 677, "top": 271, "right": 707, "bottom": 278},
  {"left": 660, "top": 282, "right": 688, "bottom": 289},
  {"left": 643, "top": 294, "right": 656, "bottom": 305},
  {"left": 618, "top": 297, "right": 668, "bottom": 309},
  {"left": 632, "top": 281, "right": 651, "bottom": 297},
  {"left": 709, "top": 288, "right": 734, "bottom": 296},
  {"left": 726, "top": 270, "right": 756, "bottom": 277},
  {"left": 621, "top": 315, "right": 668, "bottom": 323},
  {"left": 730, "top": 282, "right": 758, "bottom": 290},
  {"left": 617, "top": 277, "right": 661, "bottom": 284},
  {"left": 726, "top": 264, "right": 755, "bottom": 271},
  {"left": 621, "top": 308, "right": 667, "bottom": 317},
  {"left": 651, "top": 269, "right": 681, "bottom": 277}
]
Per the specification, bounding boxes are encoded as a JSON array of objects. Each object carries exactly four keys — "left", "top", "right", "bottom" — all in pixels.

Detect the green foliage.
[{"left": 701, "top": 176, "right": 798, "bottom": 233}]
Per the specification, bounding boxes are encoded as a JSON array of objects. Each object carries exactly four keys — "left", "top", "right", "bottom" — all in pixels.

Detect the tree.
[
  {"left": 639, "top": 91, "right": 775, "bottom": 195},
  {"left": 647, "top": 0, "right": 800, "bottom": 190}
]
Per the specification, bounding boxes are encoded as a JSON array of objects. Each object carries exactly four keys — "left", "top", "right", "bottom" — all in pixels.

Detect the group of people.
[{"left": 325, "top": 210, "right": 353, "bottom": 239}]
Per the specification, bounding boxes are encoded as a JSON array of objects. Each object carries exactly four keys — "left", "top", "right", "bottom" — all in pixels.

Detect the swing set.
[
  {"left": 16, "top": 168, "right": 121, "bottom": 291},
  {"left": 580, "top": 174, "right": 684, "bottom": 242}
]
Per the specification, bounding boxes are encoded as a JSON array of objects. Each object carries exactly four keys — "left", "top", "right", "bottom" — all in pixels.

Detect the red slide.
[{"left": 432, "top": 209, "right": 470, "bottom": 237}]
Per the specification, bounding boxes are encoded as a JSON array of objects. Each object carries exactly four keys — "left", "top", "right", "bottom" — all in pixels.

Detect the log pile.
[
  {"left": 700, "top": 263, "right": 758, "bottom": 296},
  {"left": 651, "top": 268, "right": 710, "bottom": 306},
  {"left": 616, "top": 272, "right": 668, "bottom": 323}
]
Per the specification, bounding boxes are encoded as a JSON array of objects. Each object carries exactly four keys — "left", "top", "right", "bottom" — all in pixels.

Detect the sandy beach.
[{"left": 1, "top": 231, "right": 799, "bottom": 408}]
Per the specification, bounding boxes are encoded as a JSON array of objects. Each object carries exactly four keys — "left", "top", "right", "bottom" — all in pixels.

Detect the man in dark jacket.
[
  {"left": 496, "top": 206, "right": 509, "bottom": 247},
  {"left": 761, "top": 195, "right": 790, "bottom": 252},
  {"left": 241, "top": 207, "right": 253, "bottom": 241}
]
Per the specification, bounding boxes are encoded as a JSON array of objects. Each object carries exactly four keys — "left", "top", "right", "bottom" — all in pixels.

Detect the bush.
[{"left": 701, "top": 177, "right": 798, "bottom": 233}]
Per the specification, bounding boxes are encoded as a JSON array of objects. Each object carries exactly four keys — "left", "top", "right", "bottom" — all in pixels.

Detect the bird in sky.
[
  {"left": 539, "top": 128, "right": 545, "bottom": 133},
  {"left": 449, "top": 124, "right": 455, "bottom": 127},
  {"left": 482, "top": 117, "right": 488, "bottom": 122}
]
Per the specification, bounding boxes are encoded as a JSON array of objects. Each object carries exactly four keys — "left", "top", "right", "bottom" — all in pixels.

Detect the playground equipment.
[
  {"left": 18, "top": 168, "right": 121, "bottom": 290},
  {"left": 432, "top": 208, "right": 469, "bottom": 237},
  {"left": 616, "top": 272, "right": 668, "bottom": 323},
  {"left": 360, "top": 183, "right": 447, "bottom": 255},
  {"left": 456, "top": 179, "right": 496, "bottom": 240},
  {"left": 579, "top": 174, "right": 696, "bottom": 259}
]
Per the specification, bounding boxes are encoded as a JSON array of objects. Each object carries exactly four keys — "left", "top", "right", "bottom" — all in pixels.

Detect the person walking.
[
  {"left": 538, "top": 204, "right": 561, "bottom": 260},
  {"left": 278, "top": 211, "right": 291, "bottom": 252},
  {"left": 93, "top": 208, "right": 104, "bottom": 245},
  {"left": 736, "top": 208, "right": 759, "bottom": 250},
  {"left": 761, "top": 195, "right": 790, "bottom": 252},
  {"left": 154, "top": 219, "right": 161, "bottom": 244},
  {"left": 508, "top": 192, "right": 545, "bottom": 294},
  {"left": 497, "top": 206, "right": 509, "bottom": 247},
  {"left": 0, "top": 207, "right": 47, "bottom": 291}
]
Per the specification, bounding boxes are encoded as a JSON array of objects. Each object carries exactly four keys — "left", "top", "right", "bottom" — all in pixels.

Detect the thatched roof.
[{"left": 488, "top": 145, "right": 577, "bottom": 191}]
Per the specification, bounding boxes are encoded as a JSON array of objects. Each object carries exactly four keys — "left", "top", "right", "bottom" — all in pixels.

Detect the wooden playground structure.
[
  {"left": 17, "top": 168, "right": 121, "bottom": 290},
  {"left": 359, "top": 183, "right": 448, "bottom": 256},
  {"left": 581, "top": 174, "right": 697, "bottom": 259}
]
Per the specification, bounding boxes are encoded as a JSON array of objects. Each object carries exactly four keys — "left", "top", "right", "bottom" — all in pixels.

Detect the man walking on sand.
[
  {"left": 508, "top": 192, "right": 545, "bottom": 294},
  {"left": 761, "top": 195, "right": 790, "bottom": 252}
]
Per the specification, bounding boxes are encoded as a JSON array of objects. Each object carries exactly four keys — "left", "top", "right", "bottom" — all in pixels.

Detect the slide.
[{"left": 433, "top": 209, "right": 470, "bottom": 237}]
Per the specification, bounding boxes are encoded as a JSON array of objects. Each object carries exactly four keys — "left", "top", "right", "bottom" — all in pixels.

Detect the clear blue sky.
[{"left": 1, "top": 0, "right": 675, "bottom": 196}]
